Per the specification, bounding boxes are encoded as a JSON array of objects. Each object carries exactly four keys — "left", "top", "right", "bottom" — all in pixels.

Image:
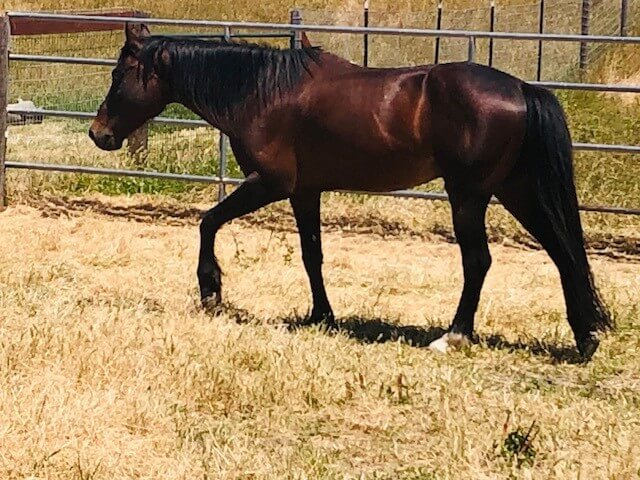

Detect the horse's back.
[
  {"left": 289, "top": 64, "right": 442, "bottom": 192},
  {"left": 254, "top": 60, "right": 528, "bottom": 194}
]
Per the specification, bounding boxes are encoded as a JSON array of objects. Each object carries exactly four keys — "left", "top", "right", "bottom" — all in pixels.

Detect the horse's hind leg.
[
  {"left": 496, "top": 174, "right": 609, "bottom": 359},
  {"left": 429, "top": 187, "right": 492, "bottom": 353},
  {"left": 290, "top": 192, "right": 334, "bottom": 327},
  {"left": 198, "top": 172, "right": 285, "bottom": 309}
]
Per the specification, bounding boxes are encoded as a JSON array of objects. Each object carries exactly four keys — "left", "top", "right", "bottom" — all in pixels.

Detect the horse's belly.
[{"left": 297, "top": 150, "right": 441, "bottom": 193}]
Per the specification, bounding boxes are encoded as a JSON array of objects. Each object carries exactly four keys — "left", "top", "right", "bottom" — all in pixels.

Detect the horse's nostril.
[{"left": 88, "top": 128, "right": 96, "bottom": 141}]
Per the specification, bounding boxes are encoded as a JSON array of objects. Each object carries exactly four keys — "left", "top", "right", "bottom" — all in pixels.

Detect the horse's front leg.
[
  {"left": 290, "top": 192, "right": 335, "bottom": 327},
  {"left": 198, "top": 172, "right": 285, "bottom": 309}
]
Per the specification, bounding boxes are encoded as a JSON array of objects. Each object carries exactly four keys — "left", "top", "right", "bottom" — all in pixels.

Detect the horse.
[{"left": 89, "top": 23, "right": 612, "bottom": 359}]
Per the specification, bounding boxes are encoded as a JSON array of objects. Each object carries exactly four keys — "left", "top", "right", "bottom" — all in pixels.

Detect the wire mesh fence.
[
  {"left": 297, "top": 1, "right": 640, "bottom": 213},
  {"left": 301, "top": 0, "right": 640, "bottom": 79},
  {"left": 6, "top": 20, "right": 294, "bottom": 195},
  {"left": 3, "top": 7, "right": 640, "bottom": 214}
]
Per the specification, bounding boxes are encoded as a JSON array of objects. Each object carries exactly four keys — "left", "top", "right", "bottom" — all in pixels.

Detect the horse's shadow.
[{"left": 215, "top": 303, "right": 585, "bottom": 364}]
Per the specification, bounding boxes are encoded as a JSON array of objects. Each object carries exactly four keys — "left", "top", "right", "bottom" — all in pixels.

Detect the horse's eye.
[{"left": 111, "top": 69, "right": 124, "bottom": 83}]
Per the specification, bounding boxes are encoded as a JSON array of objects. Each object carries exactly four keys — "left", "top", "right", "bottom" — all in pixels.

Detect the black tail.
[{"left": 521, "top": 82, "right": 612, "bottom": 332}]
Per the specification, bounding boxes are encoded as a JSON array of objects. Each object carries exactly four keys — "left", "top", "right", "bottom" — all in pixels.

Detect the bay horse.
[{"left": 89, "top": 23, "right": 612, "bottom": 359}]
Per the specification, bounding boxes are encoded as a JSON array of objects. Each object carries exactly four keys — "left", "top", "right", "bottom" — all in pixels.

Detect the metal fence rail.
[
  {"left": 6, "top": 108, "right": 210, "bottom": 128},
  {"left": 2, "top": 11, "right": 639, "bottom": 215},
  {"left": 7, "top": 11, "right": 640, "bottom": 44},
  {"left": 5, "top": 161, "right": 244, "bottom": 185},
  {"left": 7, "top": 107, "right": 640, "bottom": 155},
  {"left": 6, "top": 161, "right": 640, "bottom": 216},
  {"left": 9, "top": 52, "right": 640, "bottom": 94}
]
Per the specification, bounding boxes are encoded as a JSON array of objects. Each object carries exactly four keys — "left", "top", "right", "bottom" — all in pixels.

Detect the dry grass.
[
  {"left": 1, "top": 0, "right": 565, "bottom": 20},
  {"left": 2, "top": 3, "right": 639, "bottom": 474},
  {"left": 1, "top": 197, "right": 639, "bottom": 479}
]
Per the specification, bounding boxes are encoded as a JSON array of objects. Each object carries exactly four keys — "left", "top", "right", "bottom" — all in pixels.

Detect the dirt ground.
[{"left": 1, "top": 197, "right": 639, "bottom": 479}]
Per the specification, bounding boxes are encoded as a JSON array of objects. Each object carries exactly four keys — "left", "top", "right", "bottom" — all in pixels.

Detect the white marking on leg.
[
  {"left": 428, "top": 332, "right": 470, "bottom": 353},
  {"left": 429, "top": 334, "right": 451, "bottom": 353}
]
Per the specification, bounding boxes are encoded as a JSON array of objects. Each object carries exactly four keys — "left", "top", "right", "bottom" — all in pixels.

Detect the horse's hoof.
[
  {"left": 319, "top": 317, "right": 339, "bottom": 332},
  {"left": 428, "top": 332, "right": 470, "bottom": 353},
  {"left": 312, "top": 312, "right": 337, "bottom": 331},
  {"left": 201, "top": 292, "right": 223, "bottom": 314},
  {"left": 290, "top": 312, "right": 337, "bottom": 331},
  {"left": 576, "top": 332, "right": 600, "bottom": 361}
]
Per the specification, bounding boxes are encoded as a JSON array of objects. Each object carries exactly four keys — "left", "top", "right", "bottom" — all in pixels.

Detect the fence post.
[
  {"left": 620, "top": 0, "right": 628, "bottom": 36},
  {"left": 290, "top": 9, "right": 303, "bottom": 49},
  {"left": 488, "top": 0, "right": 495, "bottom": 67},
  {"left": 434, "top": 1, "right": 442, "bottom": 64},
  {"left": 217, "top": 132, "right": 228, "bottom": 203},
  {"left": 579, "top": 0, "right": 591, "bottom": 71},
  {"left": 126, "top": 13, "right": 151, "bottom": 161},
  {"left": 127, "top": 123, "right": 148, "bottom": 161},
  {"left": 467, "top": 36, "right": 476, "bottom": 62},
  {"left": 217, "top": 25, "right": 232, "bottom": 203},
  {"left": 0, "top": 15, "right": 9, "bottom": 210},
  {"left": 363, "top": 0, "right": 369, "bottom": 67},
  {"left": 536, "top": 0, "right": 545, "bottom": 81}
]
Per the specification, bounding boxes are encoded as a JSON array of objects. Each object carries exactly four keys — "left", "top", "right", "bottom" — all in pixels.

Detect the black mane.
[{"left": 137, "top": 37, "right": 321, "bottom": 119}]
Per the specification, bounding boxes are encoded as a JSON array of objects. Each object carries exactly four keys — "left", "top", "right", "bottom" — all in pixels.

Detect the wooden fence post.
[
  {"left": 127, "top": 122, "right": 148, "bottom": 161},
  {"left": 363, "top": 0, "right": 369, "bottom": 67},
  {"left": 0, "top": 15, "right": 10, "bottom": 210},
  {"left": 126, "top": 11, "right": 151, "bottom": 161},
  {"left": 467, "top": 36, "right": 476, "bottom": 62},
  {"left": 579, "top": 0, "right": 591, "bottom": 71},
  {"left": 620, "top": 0, "right": 628, "bottom": 36},
  {"left": 290, "top": 9, "right": 303, "bottom": 49}
]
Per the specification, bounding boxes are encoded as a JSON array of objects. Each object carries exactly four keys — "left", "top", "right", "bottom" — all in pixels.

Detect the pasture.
[
  {"left": 1, "top": 194, "right": 639, "bottom": 479},
  {"left": 1, "top": 1, "right": 640, "bottom": 478}
]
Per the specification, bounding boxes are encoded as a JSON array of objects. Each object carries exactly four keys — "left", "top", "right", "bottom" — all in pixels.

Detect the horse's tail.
[{"left": 521, "top": 82, "right": 612, "bottom": 333}]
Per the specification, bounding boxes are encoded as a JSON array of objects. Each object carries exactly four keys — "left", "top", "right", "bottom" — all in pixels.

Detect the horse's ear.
[
  {"left": 300, "top": 32, "right": 313, "bottom": 48},
  {"left": 125, "top": 23, "right": 151, "bottom": 52}
]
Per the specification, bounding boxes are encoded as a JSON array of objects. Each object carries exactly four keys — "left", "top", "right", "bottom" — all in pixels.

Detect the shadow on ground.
[
  {"left": 212, "top": 303, "right": 586, "bottom": 364},
  {"left": 482, "top": 334, "right": 585, "bottom": 364}
]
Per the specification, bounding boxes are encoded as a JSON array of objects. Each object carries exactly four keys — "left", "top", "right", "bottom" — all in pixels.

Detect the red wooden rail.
[
  {"left": 8, "top": 10, "right": 151, "bottom": 155},
  {"left": 9, "top": 10, "right": 148, "bottom": 36}
]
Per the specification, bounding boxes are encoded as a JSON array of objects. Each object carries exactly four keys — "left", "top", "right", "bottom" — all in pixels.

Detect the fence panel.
[
  {"left": 2, "top": 11, "right": 639, "bottom": 216},
  {"left": 0, "top": 16, "right": 9, "bottom": 209}
]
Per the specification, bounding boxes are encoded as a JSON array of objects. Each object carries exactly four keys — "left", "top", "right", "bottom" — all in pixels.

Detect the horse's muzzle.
[{"left": 88, "top": 127, "right": 122, "bottom": 151}]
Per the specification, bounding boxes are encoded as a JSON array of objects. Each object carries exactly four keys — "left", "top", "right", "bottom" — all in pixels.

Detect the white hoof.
[{"left": 428, "top": 333, "right": 470, "bottom": 353}]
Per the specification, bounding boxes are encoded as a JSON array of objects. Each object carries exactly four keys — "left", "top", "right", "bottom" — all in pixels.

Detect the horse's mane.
[{"left": 136, "top": 36, "right": 322, "bottom": 118}]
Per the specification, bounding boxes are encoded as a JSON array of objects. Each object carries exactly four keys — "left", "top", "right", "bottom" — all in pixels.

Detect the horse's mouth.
[
  {"left": 89, "top": 129, "right": 123, "bottom": 151},
  {"left": 95, "top": 139, "right": 123, "bottom": 151}
]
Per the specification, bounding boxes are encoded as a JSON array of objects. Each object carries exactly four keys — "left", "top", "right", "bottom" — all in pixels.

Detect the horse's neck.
[
  {"left": 173, "top": 83, "right": 238, "bottom": 135},
  {"left": 168, "top": 51, "right": 247, "bottom": 135},
  {"left": 180, "top": 97, "right": 228, "bottom": 132},
  {"left": 168, "top": 44, "right": 327, "bottom": 135}
]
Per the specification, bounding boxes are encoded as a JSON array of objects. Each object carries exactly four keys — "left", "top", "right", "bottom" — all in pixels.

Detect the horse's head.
[{"left": 89, "top": 23, "right": 170, "bottom": 151}]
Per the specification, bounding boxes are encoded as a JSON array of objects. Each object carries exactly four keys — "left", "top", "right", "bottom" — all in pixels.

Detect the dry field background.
[
  {"left": 4, "top": 0, "right": 639, "bottom": 225},
  {"left": 1, "top": 0, "right": 640, "bottom": 478},
  {"left": 1, "top": 194, "right": 639, "bottom": 479}
]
